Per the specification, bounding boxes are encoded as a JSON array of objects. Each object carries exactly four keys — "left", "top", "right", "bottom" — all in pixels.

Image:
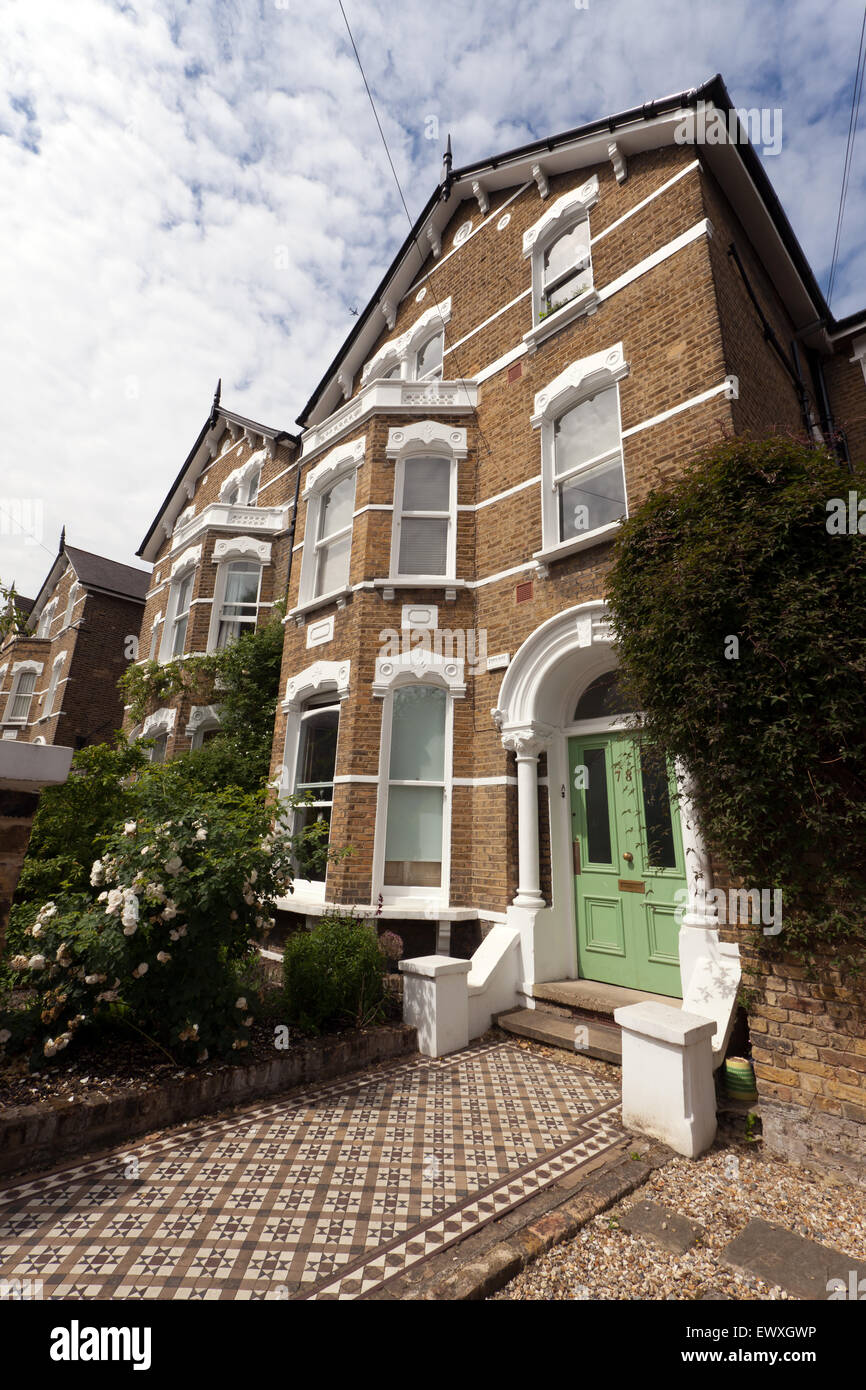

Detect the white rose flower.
[
  {"left": 31, "top": 923, "right": 43, "bottom": 939},
  {"left": 235, "top": 997, "right": 247, "bottom": 1011},
  {"left": 156, "top": 951, "right": 171, "bottom": 964},
  {"left": 132, "top": 963, "right": 148, "bottom": 978},
  {"left": 243, "top": 1016, "right": 253, "bottom": 1028},
  {"left": 105, "top": 888, "right": 124, "bottom": 916},
  {"left": 195, "top": 827, "right": 207, "bottom": 841},
  {"left": 121, "top": 891, "right": 139, "bottom": 929},
  {"left": 27, "top": 955, "right": 46, "bottom": 971},
  {"left": 124, "top": 821, "right": 137, "bottom": 835},
  {"left": 84, "top": 973, "right": 105, "bottom": 985},
  {"left": 164, "top": 856, "right": 183, "bottom": 876},
  {"left": 162, "top": 900, "right": 178, "bottom": 921},
  {"left": 43, "top": 1038, "right": 57, "bottom": 1058},
  {"left": 90, "top": 859, "right": 105, "bottom": 886}
]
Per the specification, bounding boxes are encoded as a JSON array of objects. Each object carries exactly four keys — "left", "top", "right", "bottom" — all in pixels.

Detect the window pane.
[
  {"left": 559, "top": 458, "right": 626, "bottom": 539},
  {"left": 316, "top": 532, "right": 351, "bottom": 594},
  {"left": 383, "top": 362, "right": 401, "bottom": 380},
  {"left": 402, "top": 456, "right": 450, "bottom": 511},
  {"left": 150, "top": 734, "right": 168, "bottom": 764},
  {"left": 398, "top": 517, "right": 448, "bottom": 575},
  {"left": 583, "top": 746, "right": 612, "bottom": 864},
  {"left": 318, "top": 474, "right": 355, "bottom": 541},
  {"left": 297, "top": 708, "right": 339, "bottom": 787},
  {"left": 384, "top": 785, "right": 443, "bottom": 878},
  {"left": 293, "top": 805, "right": 332, "bottom": 880},
  {"left": 543, "top": 268, "right": 591, "bottom": 312},
  {"left": 176, "top": 573, "right": 193, "bottom": 613},
  {"left": 554, "top": 388, "right": 621, "bottom": 474},
  {"left": 389, "top": 685, "right": 446, "bottom": 780},
  {"left": 171, "top": 612, "right": 188, "bottom": 656},
  {"left": 574, "top": 671, "right": 632, "bottom": 720},
  {"left": 640, "top": 747, "right": 678, "bottom": 869},
  {"left": 224, "top": 564, "right": 260, "bottom": 607},
  {"left": 416, "top": 332, "right": 443, "bottom": 378},
  {"left": 543, "top": 221, "right": 590, "bottom": 286},
  {"left": 247, "top": 469, "right": 261, "bottom": 503}
]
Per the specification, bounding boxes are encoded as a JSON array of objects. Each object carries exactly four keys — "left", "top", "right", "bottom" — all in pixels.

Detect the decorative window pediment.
[
  {"left": 373, "top": 647, "right": 465, "bottom": 698},
  {"left": 302, "top": 435, "right": 365, "bottom": 501},
  {"left": 385, "top": 421, "right": 468, "bottom": 461},
  {"left": 361, "top": 299, "right": 452, "bottom": 385},
  {"left": 522, "top": 176, "right": 599, "bottom": 257},
  {"left": 142, "top": 706, "right": 176, "bottom": 738},
  {"left": 532, "top": 343, "right": 628, "bottom": 426},
  {"left": 212, "top": 535, "right": 272, "bottom": 565},
  {"left": 283, "top": 659, "right": 351, "bottom": 713},
  {"left": 220, "top": 450, "right": 266, "bottom": 506},
  {"left": 170, "top": 544, "right": 202, "bottom": 580}
]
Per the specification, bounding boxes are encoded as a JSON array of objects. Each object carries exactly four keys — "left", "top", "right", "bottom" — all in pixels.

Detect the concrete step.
[
  {"left": 495, "top": 1007, "right": 623, "bottom": 1064},
  {"left": 525, "top": 978, "right": 681, "bottom": 1019}
]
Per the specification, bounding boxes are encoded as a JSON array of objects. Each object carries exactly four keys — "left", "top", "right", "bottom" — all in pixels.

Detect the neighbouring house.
[
  {"left": 130, "top": 390, "right": 299, "bottom": 759},
  {"left": 0, "top": 533, "right": 149, "bottom": 749},
  {"left": 260, "top": 76, "right": 866, "bottom": 1175}
]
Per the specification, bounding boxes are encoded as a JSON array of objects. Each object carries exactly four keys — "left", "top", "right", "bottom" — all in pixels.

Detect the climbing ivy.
[{"left": 606, "top": 434, "right": 866, "bottom": 962}]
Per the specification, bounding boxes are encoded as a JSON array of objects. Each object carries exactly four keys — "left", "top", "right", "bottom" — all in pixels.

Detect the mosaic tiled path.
[{"left": 0, "top": 1041, "right": 624, "bottom": 1300}]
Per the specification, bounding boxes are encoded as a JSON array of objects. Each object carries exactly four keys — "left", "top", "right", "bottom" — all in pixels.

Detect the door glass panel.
[
  {"left": 583, "top": 745, "right": 612, "bottom": 863},
  {"left": 640, "top": 747, "right": 677, "bottom": 869}
]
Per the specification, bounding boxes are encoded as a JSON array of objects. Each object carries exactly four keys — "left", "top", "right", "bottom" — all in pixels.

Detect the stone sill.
[
  {"left": 522, "top": 287, "right": 601, "bottom": 352},
  {"left": 286, "top": 586, "right": 352, "bottom": 624},
  {"left": 532, "top": 520, "right": 622, "bottom": 569}
]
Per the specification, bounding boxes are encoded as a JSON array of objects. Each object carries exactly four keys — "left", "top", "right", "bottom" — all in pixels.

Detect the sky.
[{"left": 1, "top": 0, "right": 864, "bottom": 596}]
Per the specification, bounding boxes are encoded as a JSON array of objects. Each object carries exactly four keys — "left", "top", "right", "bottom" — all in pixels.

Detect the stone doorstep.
[
  {"left": 721, "top": 1218, "right": 866, "bottom": 1301},
  {"left": 528, "top": 979, "right": 682, "bottom": 1017},
  {"left": 378, "top": 1140, "right": 674, "bottom": 1301},
  {"left": 495, "top": 1008, "right": 623, "bottom": 1064}
]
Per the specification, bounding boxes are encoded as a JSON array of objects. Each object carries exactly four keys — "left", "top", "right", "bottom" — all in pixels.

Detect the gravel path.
[{"left": 492, "top": 1132, "right": 866, "bottom": 1301}]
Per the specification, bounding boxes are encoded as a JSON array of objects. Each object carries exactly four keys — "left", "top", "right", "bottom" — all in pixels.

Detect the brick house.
[
  {"left": 0, "top": 534, "right": 149, "bottom": 749},
  {"left": 262, "top": 76, "right": 865, "bottom": 1173},
  {"left": 131, "top": 392, "right": 299, "bottom": 759}
]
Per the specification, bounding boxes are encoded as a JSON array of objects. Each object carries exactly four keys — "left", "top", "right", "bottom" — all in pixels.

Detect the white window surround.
[
  {"left": 35, "top": 599, "right": 57, "bottom": 640},
  {"left": 532, "top": 342, "right": 629, "bottom": 564},
  {"left": 384, "top": 422, "right": 467, "bottom": 584},
  {"left": 219, "top": 450, "right": 267, "bottom": 506},
  {"left": 185, "top": 703, "right": 222, "bottom": 748},
  {"left": 62, "top": 582, "right": 81, "bottom": 629},
  {"left": 850, "top": 334, "right": 866, "bottom": 386},
  {"left": 3, "top": 662, "right": 42, "bottom": 724},
  {"left": 361, "top": 299, "right": 452, "bottom": 385},
  {"left": 523, "top": 176, "right": 601, "bottom": 348},
  {"left": 371, "top": 653, "right": 464, "bottom": 907},
  {"left": 278, "top": 661, "right": 351, "bottom": 902},
  {"left": 206, "top": 555, "right": 263, "bottom": 652},
  {"left": 294, "top": 438, "right": 365, "bottom": 615},
  {"left": 141, "top": 706, "right": 176, "bottom": 739},
  {"left": 160, "top": 561, "right": 197, "bottom": 662},
  {"left": 41, "top": 655, "right": 66, "bottom": 719}
]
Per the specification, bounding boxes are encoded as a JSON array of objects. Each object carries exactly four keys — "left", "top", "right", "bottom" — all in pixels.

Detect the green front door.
[{"left": 568, "top": 733, "right": 685, "bottom": 998}]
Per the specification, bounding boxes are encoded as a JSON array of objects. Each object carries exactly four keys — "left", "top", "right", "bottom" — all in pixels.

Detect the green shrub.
[
  {"left": 282, "top": 914, "right": 386, "bottom": 1034},
  {"left": 1, "top": 790, "right": 296, "bottom": 1066},
  {"left": 606, "top": 434, "right": 866, "bottom": 959}
]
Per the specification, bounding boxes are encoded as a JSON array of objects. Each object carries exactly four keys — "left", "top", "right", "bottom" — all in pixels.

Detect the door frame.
[{"left": 546, "top": 710, "right": 692, "bottom": 993}]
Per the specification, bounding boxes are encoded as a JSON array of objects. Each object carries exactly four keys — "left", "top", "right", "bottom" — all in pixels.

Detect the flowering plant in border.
[{"left": 2, "top": 788, "right": 295, "bottom": 1065}]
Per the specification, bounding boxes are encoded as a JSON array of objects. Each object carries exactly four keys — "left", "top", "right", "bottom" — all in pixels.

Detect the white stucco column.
[
  {"left": 503, "top": 727, "right": 550, "bottom": 910},
  {"left": 675, "top": 761, "right": 728, "bottom": 994}
]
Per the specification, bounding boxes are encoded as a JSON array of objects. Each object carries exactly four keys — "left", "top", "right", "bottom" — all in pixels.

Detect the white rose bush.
[{"left": 1, "top": 789, "right": 295, "bottom": 1065}]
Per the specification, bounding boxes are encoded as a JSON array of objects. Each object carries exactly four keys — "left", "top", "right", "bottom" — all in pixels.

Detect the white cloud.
[{"left": 0, "top": 0, "right": 862, "bottom": 594}]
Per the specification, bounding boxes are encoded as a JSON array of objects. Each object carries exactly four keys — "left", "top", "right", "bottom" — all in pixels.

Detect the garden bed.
[{"left": 0, "top": 1020, "right": 417, "bottom": 1180}]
